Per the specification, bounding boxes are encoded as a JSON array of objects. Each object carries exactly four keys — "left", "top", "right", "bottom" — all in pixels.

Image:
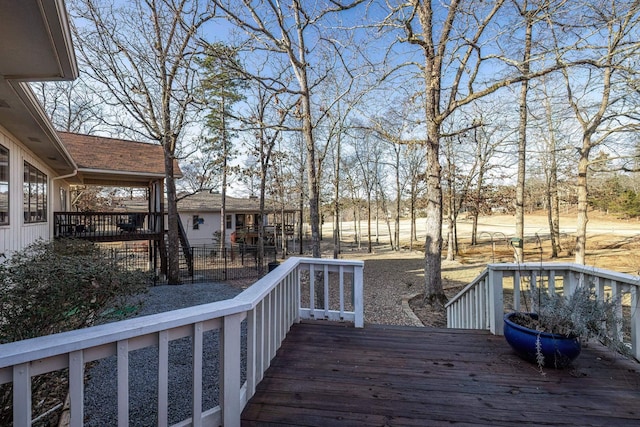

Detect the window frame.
[
  {"left": 0, "top": 144, "right": 8, "bottom": 225},
  {"left": 23, "top": 161, "right": 48, "bottom": 224}
]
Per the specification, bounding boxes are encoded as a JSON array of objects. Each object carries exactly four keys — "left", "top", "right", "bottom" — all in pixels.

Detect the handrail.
[
  {"left": 0, "top": 256, "right": 364, "bottom": 427},
  {"left": 53, "top": 211, "right": 163, "bottom": 240},
  {"left": 446, "top": 262, "right": 640, "bottom": 361}
]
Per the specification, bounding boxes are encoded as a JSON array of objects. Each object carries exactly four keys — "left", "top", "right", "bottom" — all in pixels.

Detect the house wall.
[
  {"left": 179, "top": 210, "right": 273, "bottom": 247},
  {"left": 180, "top": 211, "right": 224, "bottom": 247},
  {"left": 0, "top": 125, "right": 71, "bottom": 257}
]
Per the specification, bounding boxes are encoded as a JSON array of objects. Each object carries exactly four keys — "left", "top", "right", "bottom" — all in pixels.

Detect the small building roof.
[
  {"left": 58, "top": 132, "right": 181, "bottom": 186},
  {"left": 178, "top": 192, "right": 297, "bottom": 214}
]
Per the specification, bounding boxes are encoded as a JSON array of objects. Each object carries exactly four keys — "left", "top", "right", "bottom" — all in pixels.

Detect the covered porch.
[{"left": 53, "top": 132, "right": 187, "bottom": 274}]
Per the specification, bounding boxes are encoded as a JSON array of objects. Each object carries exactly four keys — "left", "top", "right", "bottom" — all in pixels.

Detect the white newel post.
[
  {"left": 488, "top": 268, "right": 504, "bottom": 335},
  {"left": 222, "top": 312, "right": 243, "bottom": 427},
  {"left": 354, "top": 264, "right": 364, "bottom": 328}
]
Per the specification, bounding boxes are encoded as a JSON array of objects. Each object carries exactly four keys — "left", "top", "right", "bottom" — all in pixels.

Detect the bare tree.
[
  {"left": 71, "top": 0, "right": 215, "bottom": 284},
  {"left": 401, "top": 145, "right": 427, "bottom": 250},
  {"left": 241, "top": 80, "right": 291, "bottom": 272},
  {"left": 387, "top": 1, "right": 561, "bottom": 304},
  {"left": 550, "top": 0, "right": 640, "bottom": 264},
  {"left": 34, "top": 79, "right": 102, "bottom": 133},
  {"left": 213, "top": 0, "right": 366, "bottom": 258}
]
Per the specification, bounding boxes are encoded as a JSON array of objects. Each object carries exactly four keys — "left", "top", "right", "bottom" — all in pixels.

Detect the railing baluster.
[
  {"left": 339, "top": 266, "right": 345, "bottom": 319},
  {"left": 309, "top": 264, "right": 315, "bottom": 317},
  {"left": 631, "top": 286, "right": 640, "bottom": 360},
  {"left": 513, "top": 271, "right": 521, "bottom": 311},
  {"left": 611, "top": 281, "right": 624, "bottom": 342},
  {"left": 117, "top": 340, "right": 129, "bottom": 427},
  {"left": 192, "top": 322, "right": 203, "bottom": 427},
  {"left": 256, "top": 300, "right": 265, "bottom": 378},
  {"left": 324, "top": 264, "right": 330, "bottom": 318},
  {"left": 246, "top": 305, "right": 257, "bottom": 398},
  {"left": 69, "top": 350, "right": 84, "bottom": 427},
  {"left": 157, "top": 330, "right": 169, "bottom": 427}
]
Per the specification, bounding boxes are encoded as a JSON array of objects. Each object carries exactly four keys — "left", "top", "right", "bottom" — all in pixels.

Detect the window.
[
  {"left": 226, "top": 214, "right": 232, "bottom": 229},
  {"left": 0, "top": 145, "right": 9, "bottom": 225},
  {"left": 0, "top": 145, "right": 8, "bottom": 225},
  {"left": 192, "top": 215, "right": 202, "bottom": 230},
  {"left": 24, "top": 162, "right": 47, "bottom": 223}
]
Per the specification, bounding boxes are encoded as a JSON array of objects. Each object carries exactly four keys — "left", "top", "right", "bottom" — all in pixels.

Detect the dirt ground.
[{"left": 323, "top": 211, "right": 640, "bottom": 327}]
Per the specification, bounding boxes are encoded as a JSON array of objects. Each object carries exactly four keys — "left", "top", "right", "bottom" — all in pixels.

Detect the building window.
[
  {"left": 226, "top": 214, "right": 232, "bottom": 229},
  {"left": 193, "top": 214, "right": 200, "bottom": 230},
  {"left": 24, "top": 162, "right": 47, "bottom": 223},
  {"left": 0, "top": 145, "right": 8, "bottom": 225},
  {"left": 0, "top": 145, "right": 9, "bottom": 225}
]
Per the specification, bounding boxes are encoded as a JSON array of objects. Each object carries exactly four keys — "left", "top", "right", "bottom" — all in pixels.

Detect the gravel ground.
[{"left": 83, "top": 282, "right": 244, "bottom": 426}]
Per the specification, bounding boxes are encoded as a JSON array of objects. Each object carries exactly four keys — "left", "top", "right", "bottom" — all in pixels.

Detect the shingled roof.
[
  {"left": 178, "top": 192, "right": 298, "bottom": 213},
  {"left": 57, "top": 132, "right": 181, "bottom": 182}
]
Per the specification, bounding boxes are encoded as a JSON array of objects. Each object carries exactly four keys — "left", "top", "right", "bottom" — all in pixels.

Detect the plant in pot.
[{"left": 504, "top": 279, "right": 629, "bottom": 369}]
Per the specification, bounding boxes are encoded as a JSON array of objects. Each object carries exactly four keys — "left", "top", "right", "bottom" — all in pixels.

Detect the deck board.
[{"left": 242, "top": 321, "right": 640, "bottom": 426}]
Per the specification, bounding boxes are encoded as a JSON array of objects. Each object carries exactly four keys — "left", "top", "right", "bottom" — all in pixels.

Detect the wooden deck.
[{"left": 242, "top": 321, "right": 640, "bottom": 426}]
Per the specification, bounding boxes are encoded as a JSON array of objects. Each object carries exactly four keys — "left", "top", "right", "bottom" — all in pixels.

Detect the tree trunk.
[
  {"left": 333, "top": 136, "right": 341, "bottom": 259},
  {"left": 515, "top": 13, "right": 533, "bottom": 264},
  {"left": 575, "top": 146, "right": 590, "bottom": 264},
  {"left": 546, "top": 140, "right": 561, "bottom": 258},
  {"left": 367, "top": 191, "right": 373, "bottom": 253},
  {"left": 164, "top": 151, "right": 180, "bottom": 285},
  {"left": 423, "top": 122, "right": 445, "bottom": 304},
  {"left": 395, "top": 149, "right": 401, "bottom": 251},
  {"left": 220, "top": 103, "right": 228, "bottom": 253}
]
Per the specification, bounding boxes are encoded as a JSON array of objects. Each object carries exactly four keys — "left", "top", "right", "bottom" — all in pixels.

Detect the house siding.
[
  {"left": 180, "top": 211, "right": 224, "bottom": 246},
  {"left": 0, "top": 125, "right": 71, "bottom": 257}
]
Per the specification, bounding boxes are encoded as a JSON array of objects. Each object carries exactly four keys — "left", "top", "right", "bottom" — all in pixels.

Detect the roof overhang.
[
  {"left": 0, "top": 0, "right": 79, "bottom": 175},
  {"left": 76, "top": 168, "right": 167, "bottom": 187}
]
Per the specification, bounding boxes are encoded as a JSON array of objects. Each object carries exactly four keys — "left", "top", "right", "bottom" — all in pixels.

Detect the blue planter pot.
[{"left": 504, "top": 312, "right": 581, "bottom": 368}]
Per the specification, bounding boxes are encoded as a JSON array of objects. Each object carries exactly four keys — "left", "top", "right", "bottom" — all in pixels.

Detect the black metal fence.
[{"left": 107, "top": 244, "right": 278, "bottom": 285}]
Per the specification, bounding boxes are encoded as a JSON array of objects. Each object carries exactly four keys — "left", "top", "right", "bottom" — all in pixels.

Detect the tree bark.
[{"left": 575, "top": 147, "right": 590, "bottom": 264}]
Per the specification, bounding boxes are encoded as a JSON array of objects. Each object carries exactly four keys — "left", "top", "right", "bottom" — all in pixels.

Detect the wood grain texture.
[{"left": 242, "top": 321, "right": 640, "bottom": 426}]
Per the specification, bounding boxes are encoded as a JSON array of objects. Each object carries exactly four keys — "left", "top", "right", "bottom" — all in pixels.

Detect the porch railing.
[
  {"left": 0, "top": 257, "right": 363, "bottom": 427},
  {"left": 53, "top": 212, "right": 163, "bottom": 240},
  {"left": 446, "top": 262, "right": 640, "bottom": 361}
]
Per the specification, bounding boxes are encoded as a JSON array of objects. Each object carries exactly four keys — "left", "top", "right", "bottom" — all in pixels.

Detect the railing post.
[
  {"left": 488, "top": 267, "right": 504, "bottom": 335},
  {"left": 69, "top": 350, "right": 85, "bottom": 427},
  {"left": 632, "top": 286, "right": 640, "bottom": 361},
  {"left": 13, "top": 363, "right": 31, "bottom": 427},
  {"left": 222, "top": 313, "right": 243, "bottom": 427},
  {"left": 354, "top": 264, "right": 364, "bottom": 328}
]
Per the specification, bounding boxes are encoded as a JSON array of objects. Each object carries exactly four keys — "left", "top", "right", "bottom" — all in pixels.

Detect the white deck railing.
[
  {"left": 0, "top": 257, "right": 364, "bottom": 427},
  {"left": 446, "top": 262, "right": 640, "bottom": 361}
]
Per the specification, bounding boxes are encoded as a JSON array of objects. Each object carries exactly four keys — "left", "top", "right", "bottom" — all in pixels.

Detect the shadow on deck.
[{"left": 242, "top": 321, "right": 640, "bottom": 426}]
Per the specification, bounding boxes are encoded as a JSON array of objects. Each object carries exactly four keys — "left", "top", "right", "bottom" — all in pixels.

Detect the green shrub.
[
  {"left": 0, "top": 239, "right": 150, "bottom": 343},
  {"left": 0, "top": 239, "right": 151, "bottom": 425}
]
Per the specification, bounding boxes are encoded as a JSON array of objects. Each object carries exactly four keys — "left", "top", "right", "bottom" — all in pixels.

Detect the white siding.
[
  {"left": 0, "top": 125, "right": 70, "bottom": 257},
  {"left": 180, "top": 211, "right": 223, "bottom": 246}
]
